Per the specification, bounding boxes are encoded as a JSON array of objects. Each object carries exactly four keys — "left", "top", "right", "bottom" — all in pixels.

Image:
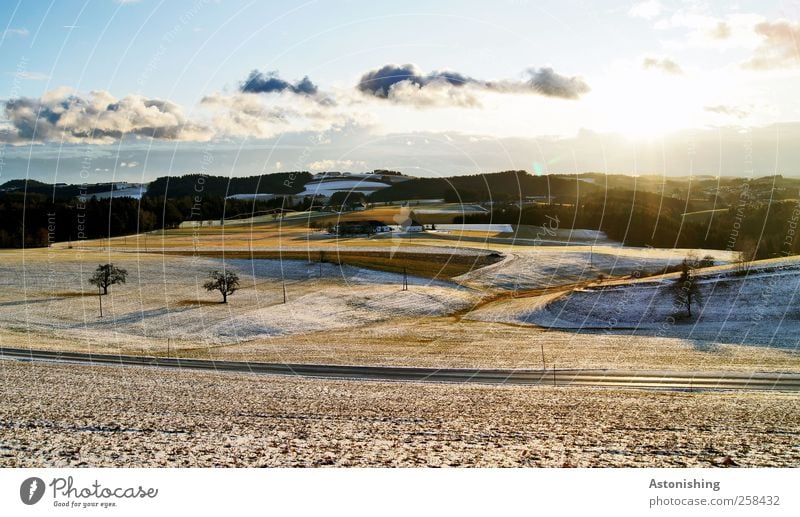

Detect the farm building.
[{"left": 332, "top": 220, "right": 393, "bottom": 235}]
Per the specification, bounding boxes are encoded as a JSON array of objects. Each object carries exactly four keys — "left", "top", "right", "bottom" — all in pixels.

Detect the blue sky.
[{"left": 2, "top": 0, "right": 800, "bottom": 182}]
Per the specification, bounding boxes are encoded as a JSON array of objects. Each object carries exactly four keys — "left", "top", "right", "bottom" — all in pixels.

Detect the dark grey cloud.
[
  {"left": 240, "top": 69, "right": 319, "bottom": 95},
  {"left": 522, "top": 67, "right": 591, "bottom": 99},
  {"left": 1, "top": 90, "right": 211, "bottom": 144},
  {"left": 357, "top": 63, "right": 590, "bottom": 104},
  {"left": 356, "top": 64, "right": 475, "bottom": 98}
]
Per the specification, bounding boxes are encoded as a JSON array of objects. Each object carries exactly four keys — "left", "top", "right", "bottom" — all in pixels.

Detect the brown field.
[
  {"left": 2, "top": 359, "right": 798, "bottom": 467},
  {"left": 163, "top": 249, "right": 501, "bottom": 279},
  {"left": 57, "top": 212, "right": 510, "bottom": 254}
]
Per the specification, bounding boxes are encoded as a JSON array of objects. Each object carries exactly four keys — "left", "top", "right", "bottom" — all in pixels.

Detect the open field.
[
  {"left": 2, "top": 359, "right": 798, "bottom": 467},
  {"left": 0, "top": 245, "right": 797, "bottom": 372},
  {"left": 3, "top": 225, "right": 800, "bottom": 469},
  {"left": 55, "top": 220, "right": 620, "bottom": 255},
  {"left": 467, "top": 259, "right": 800, "bottom": 346}
]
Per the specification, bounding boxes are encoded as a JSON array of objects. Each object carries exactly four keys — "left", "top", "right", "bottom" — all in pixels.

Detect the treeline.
[
  {"left": 368, "top": 170, "right": 596, "bottom": 202},
  {"left": 144, "top": 172, "right": 312, "bottom": 198},
  {"left": 457, "top": 189, "right": 800, "bottom": 259},
  {"left": 0, "top": 179, "right": 138, "bottom": 201},
  {"left": 0, "top": 191, "right": 313, "bottom": 248}
]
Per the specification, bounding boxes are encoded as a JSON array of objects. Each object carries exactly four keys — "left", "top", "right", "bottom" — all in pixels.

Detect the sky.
[{"left": 1, "top": 0, "right": 799, "bottom": 184}]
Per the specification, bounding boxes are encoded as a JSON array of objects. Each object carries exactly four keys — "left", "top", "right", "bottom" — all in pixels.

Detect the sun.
[{"left": 589, "top": 69, "right": 706, "bottom": 139}]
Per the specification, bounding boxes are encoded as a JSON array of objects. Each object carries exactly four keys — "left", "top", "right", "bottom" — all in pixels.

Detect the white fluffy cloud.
[
  {"left": 628, "top": 1, "right": 662, "bottom": 20},
  {"left": 744, "top": 20, "right": 800, "bottom": 70},
  {"left": 642, "top": 56, "right": 683, "bottom": 75},
  {"left": 199, "top": 89, "right": 363, "bottom": 139},
  {"left": 1, "top": 88, "right": 212, "bottom": 144},
  {"left": 307, "top": 159, "right": 366, "bottom": 171}
]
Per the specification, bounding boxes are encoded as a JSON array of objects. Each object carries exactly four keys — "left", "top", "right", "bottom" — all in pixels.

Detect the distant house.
[
  {"left": 332, "top": 220, "right": 392, "bottom": 235},
  {"left": 400, "top": 219, "right": 424, "bottom": 232}
]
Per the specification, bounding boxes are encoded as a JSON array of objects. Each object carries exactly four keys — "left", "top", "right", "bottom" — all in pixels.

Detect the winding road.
[{"left": 2, "top": 347, "right": 800, "bottom": 391}]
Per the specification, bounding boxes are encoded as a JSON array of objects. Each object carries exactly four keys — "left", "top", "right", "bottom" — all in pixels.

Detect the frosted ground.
[
  {"left": 468, "top": 259, "right": 800, "bottom": 348},
  {"left": 2, "top": 360, "right": 799, "bottom": 467},
  {"left": 0, "top": 250, "right": 476, "bottom": 352},
  {"left": 0, "top": 245, "right": 798, "bottom": 372},
  {"left": 454, "top": 245, "right": 739, "bottom": 291}
]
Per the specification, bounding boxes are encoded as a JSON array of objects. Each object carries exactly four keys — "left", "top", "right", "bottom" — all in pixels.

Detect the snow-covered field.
[
  {"left": 297, "top": 179, "right": 391, "bottom": 196},
  {"left": 469, "top": 262, "right": 800, "bottom": 348},
  {"left": 1, "top": 245, "right": 797, "bottom": 369},
  {"left": 3, "top": 360, "right": 799, "bottom": 467},
  {"left": 455, "top": 246, "right": 739, "bottom": 291},
  {"left": 434, "top": 224, "right": 514, "bottom": 232},
  {"left": 0, "top": 250, "right": 477, "bottom": 352}
]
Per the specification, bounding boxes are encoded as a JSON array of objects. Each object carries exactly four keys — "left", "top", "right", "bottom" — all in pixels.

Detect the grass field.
[{"left": 163, "top": 249, "right": 501, "bottom": 280}]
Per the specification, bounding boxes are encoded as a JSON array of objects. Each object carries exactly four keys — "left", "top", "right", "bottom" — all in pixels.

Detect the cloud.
[
  {"left": 521, "top": 67, "right": 591, "bottom": 99},
  {"left": 1, "top": 88, "right": 212, "bottom": 144},
  {"left": 357, "top": 63, "right": 589, "bottom": 106},
  {"left": 199, "top": 88, "right": 363, "bottom": 139},
  {"left": 708, "top": 21, "right": 732, "bottom": 40},
  {"left": 356, "top": 64, "right": 474, "bottom": 98},
  {"left": 307, "top": 159, "right": 365, "bottom": 171},
  {"left": 743, "top": 20, "right": 800, "bottom": 70},
  {"left": 628, "top": 0, "right": 662, "bottom": 20},
  {"left": 10, "top": 71, "right": 50, "bottom": 81},
  {"left": 704, "top": 105, "right": 749, "bottom": 119},
  {"left": 2, "top": 28, "right": 29, "bottom": 38},
  {"left": 240, "top": 69, "right": 319, "bottom": 95},
  {"left": 642, "top": 56, "right": 684, "bottom": 75}
]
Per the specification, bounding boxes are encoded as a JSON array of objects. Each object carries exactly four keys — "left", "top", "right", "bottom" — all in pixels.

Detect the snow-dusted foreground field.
[{"left": 2, "top": 360, "right": 798, "bottom": 467}]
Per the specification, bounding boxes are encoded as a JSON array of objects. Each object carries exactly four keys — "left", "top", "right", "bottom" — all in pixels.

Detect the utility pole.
[
  {"left": 283, "top": 280, "right": 287, "bottom": 303},
  {"left": 540, "top": 343, "right": 545, "bottom": 370},
  {"left": 402, "top": 267, "right": 408, "bottom": 291},
  {"left": 98, "top": 286, "right": 103, "bottom": 318},
  {"left": 552, "top": 364, "right": 556, "bottom": 387},
  {"left": 167, "top": 338, "right": 171, "bottom": 356}
]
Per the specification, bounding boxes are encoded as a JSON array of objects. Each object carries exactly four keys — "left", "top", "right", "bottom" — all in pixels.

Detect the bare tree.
[
  {"left": 672, "top": 258, "right": 702, "bottom": 318},
  {"left": 89, "top": 264, "right": 128, "bottom": 295},
  {"left": 736, "top": 238, "right": 758, "bottom": 272},
  {"left": 204, "top": 270, "right": 240, "bottom": 303}
]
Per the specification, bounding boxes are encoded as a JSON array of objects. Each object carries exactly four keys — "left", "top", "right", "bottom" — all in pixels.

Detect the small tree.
[
  {"left": 699, "top": 255, "right": 715, "bottom": 268},
  {"left": 736, "top": 238, "right": 758, "bottom": 272},
  {"left": 89, "top": 264, "right": 128, "bottom": 295},
  {"left": 672, "top": 258, "right": 702, "bottom": 318},
  {"left": 204, "top": 269, "right": 240, "bottom": 303}
]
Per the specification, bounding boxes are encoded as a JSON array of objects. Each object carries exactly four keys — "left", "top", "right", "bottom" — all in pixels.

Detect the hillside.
[
  {"left": 368, "top": 170, "right": 599, "bottom": 202},
  {"left": 469, "top": 259, "right": 800, "bottom": 347},
  {"left": 144, "top": 172, "right": 314, "bottom": 198}
]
